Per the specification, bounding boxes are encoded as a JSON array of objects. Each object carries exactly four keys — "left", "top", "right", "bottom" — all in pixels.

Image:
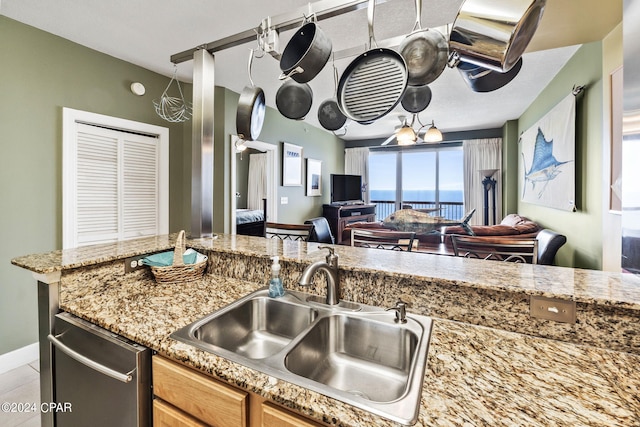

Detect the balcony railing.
[{"left": 371, "top": 200, "right": 464, "bottom": 222}]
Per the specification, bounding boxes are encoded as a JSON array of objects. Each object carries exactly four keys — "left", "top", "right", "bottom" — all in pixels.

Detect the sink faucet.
[{"left": 298, "top": 246, "right": 340, "bottom": 305}]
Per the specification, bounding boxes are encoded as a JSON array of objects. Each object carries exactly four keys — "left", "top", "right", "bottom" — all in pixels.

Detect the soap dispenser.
[{"left": 268, "top": 256, "right": 285, "bottom": 298}]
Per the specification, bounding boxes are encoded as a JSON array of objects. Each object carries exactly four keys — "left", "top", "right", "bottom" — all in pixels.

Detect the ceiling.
[{"left": 0, "top": 0, "right": 621, "bottom": 141}]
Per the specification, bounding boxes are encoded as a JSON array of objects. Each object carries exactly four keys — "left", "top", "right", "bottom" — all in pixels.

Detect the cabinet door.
[
  {"left": 153, "top": 399, "right": 207, "bottom": 427},
  {"left": 261, "top": 402, "right": 322, "bottom": 427},
  {"left": 153, "top": 356, "right": 248, "bottom": 427}
]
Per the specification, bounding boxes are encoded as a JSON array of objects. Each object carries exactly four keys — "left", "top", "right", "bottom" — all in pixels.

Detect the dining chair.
[
  {"left": 304, "top": 217, "right": 335, "bottom": 244},
  {"left": 265, "top": 222, "right": 313, "bottom": 241},
  {"left": 536, "top": 229, "right": 567, "bottom": 265},
  {"left": 451, "top": 235, "right": 538, "bottom": 263},
  {"left": 351, "top": 229, "right": 417, "bottom": 252}
]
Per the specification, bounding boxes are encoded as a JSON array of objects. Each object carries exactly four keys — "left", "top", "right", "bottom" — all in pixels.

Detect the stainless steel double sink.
[{"left": 170, "top": 289, "right": 433, "bottom": 425}]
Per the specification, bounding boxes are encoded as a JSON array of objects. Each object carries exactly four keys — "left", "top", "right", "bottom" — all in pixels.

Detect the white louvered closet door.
[{"left": 73, "top": 123, "right": 160, "bottom": 246}]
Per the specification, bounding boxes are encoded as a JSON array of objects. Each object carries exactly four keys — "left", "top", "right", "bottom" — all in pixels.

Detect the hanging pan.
[
  {"left": 398, "top": 0, "right": 448, "bottom": 86},
  {"left": 236, "top": 49, "right": 265, "bottom": 141},
  {"left": 276, "top": 79, "right": 313, "bottom": 121},
  {"left": 401, "top": 84, "right": 432, "bottom": 113},
  {"left": 317, "top": 57, "right": 348, "bottom": 131},
  {"left": 279, "top": 13, "right": 332, "bottom": 83},
  {"left": 449, "top": 0, "right": 546, "bottom": 72},
  {"left": 337, "top": 0, "right": 408, "bottom": 124}
]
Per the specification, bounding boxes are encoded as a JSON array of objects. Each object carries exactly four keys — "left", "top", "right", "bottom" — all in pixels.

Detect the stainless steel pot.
[
  {"left": 457, "top": 57, "right": 523, "bottom": 92},
  {"left": 337, "top": 0, "right": 408, "bottom": 124},
  {"left": 276, "top": 79, "right": 313, "bottom": 120},
  {"left": 236, "top": 50, "right": 265, "bottom": 141},
  {"left": 280, "top": 19, "right": 332, "bottom": 83},
  {"left": 398, "top": 0, "right": 448, "bottom": 86},
  {"left": 449, "top": 0, "right": 546, "bottom": 72}
]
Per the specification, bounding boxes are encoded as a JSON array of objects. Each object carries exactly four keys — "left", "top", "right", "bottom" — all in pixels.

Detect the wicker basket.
[{"left": 150, "top": 230, "right": 207, "bottom": 283}]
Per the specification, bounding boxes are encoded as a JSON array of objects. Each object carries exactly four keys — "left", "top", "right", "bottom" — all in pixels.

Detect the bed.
[{"left": 236, "top": 198, "right": 267, "bottom": 237}]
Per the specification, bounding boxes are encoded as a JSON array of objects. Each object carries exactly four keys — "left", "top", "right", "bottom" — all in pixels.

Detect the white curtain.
[
  {"left": 463, "top": 138, "right": 503, "bottom": 226},
  {"left": 247, "top": 153, "right": 267, "bottom": 210},
  {"left": 344, "top": 147, "right": 370, "bottom": 203}
]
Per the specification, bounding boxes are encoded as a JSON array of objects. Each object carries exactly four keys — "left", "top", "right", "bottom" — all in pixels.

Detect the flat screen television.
[{"left": 330, "top": 174, "right": 362, "bottom": 204}]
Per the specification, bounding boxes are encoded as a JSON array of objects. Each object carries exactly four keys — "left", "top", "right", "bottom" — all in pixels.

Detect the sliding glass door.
[{"left": 369, "top": 146, "right": 464, "bottom": 220}]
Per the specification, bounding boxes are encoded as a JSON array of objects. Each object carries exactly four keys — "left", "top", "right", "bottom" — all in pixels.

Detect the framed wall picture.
[
  {"left": 306, "top": 158, "right": 322, "bottom": 197},
  {"left": 282, "top": 142, "right": 303, "bottom": 186},
  {"left": 520, "top": 93, "right": 576, "bottom": 211}
]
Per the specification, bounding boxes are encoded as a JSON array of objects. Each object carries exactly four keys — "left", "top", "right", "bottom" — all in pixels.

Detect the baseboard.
[{"left": 0, "top": 342, "right": 39, "bottom": 375}]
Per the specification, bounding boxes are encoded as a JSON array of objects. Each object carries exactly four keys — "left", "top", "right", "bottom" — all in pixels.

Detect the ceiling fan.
[{"left": 381, "top": 114, "right": 443, "bottom": 146}]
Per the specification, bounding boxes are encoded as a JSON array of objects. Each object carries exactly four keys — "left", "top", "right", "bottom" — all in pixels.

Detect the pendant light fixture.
[
  {"left": 396, "top": 124, "right": 418, "bottom": 146},
  {"left": 423, "top": 120, "right": 443, "bottom": 143}
]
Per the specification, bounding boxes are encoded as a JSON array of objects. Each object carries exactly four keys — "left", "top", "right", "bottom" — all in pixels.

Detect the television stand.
[
  {"left": 323, "top": 203, "right": 376, "bottom": 245},
  {"left": 330, "top": 200, "right": 364, "bottom": 207}
]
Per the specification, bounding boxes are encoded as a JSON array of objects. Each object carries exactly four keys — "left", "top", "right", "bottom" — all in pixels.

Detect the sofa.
[
  {"left": 442, "top": 213, "right": 541, "bottom": 239},
  {"left": 342, "top": 213, "right": 566, "bottom": 265},
  {"left": 343, "top": 214, "right": 541, "bottom": 244}
]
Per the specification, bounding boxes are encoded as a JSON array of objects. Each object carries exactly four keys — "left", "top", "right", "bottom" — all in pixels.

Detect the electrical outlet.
[
  {"left": 280, "top": 197, "right": 288, "bottom": 204},
  {"left": 124, "top": 255, "right": 147, "bottom": 273},
  {"left": 530, "top": 296, "right": 576, "bottom": 323}
]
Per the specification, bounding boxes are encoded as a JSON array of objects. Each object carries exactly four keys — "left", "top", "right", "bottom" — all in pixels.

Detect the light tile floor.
[{"left": 0, "top": 361, "right": 41, "bottom": 427}]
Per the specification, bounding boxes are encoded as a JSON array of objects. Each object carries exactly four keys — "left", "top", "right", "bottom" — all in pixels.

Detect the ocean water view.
[{"left": 370, "top": 189, "right": 463, "bottom": 203}]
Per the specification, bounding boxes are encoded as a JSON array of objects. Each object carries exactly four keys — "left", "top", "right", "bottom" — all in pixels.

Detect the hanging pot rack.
[
  {"left": 171, "top": 0, "right": 395, "bottom": 64},
  {"left": 171, "top": 1, "right": 451, "bottom": 65},
  {"left": 178, "top": 0, "right": 542, "bottom": 237},
  {"left": 183, "top": 1, "right": 399, "bottom": 238}
]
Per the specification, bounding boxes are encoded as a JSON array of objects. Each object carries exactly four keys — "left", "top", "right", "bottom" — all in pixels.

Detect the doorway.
[{"left": 228, "top": 135, "right": 277, "bottom": 234}]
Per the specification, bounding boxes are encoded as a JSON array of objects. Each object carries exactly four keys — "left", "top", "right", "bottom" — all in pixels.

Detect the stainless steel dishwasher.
[{"left": 48, "top": 312, "right": 151, "bottom": 427}]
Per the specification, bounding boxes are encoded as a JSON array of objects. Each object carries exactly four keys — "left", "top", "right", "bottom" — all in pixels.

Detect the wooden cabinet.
[
  {"left": 261, "top": 402, "right": 321, "bottom": 427},
  {"left": 152, "top": 355, "right": 323, "bottom": 427},
  {"left": 153, "top": 399, "right": 207, "bottom": 427},
  {"left": 153, "top": 356, "right": 248, "bottom": 427},
  {"left": 323, "top": 204, "right": 377, "bottom": 244}
]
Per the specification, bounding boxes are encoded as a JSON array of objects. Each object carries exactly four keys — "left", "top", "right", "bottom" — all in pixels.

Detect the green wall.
[
  {"left": 0, "top": 17, "right": 190, "bottom": 356},
  {"left": 511, "top": 41, "right": 605, "bottom": 269},
  {"left": 501, "top": 121, "right": 520, "bottom": 216}
]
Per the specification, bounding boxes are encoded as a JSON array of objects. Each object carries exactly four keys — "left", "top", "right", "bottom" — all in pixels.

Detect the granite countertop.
[
  {"left": 12, "top": 233, "right": 640, "bottom": 311},
  {"left": 58, "top": 265, "right": 640, "bottom": 427},
  {"left": 11, "top": 234, "right": 640, "bottom": 425}
]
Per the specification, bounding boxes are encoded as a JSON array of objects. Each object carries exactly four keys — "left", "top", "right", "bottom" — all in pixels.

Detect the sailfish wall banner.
[{"left": 520, "top": 93, "right": 576, "bottom": 211}]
